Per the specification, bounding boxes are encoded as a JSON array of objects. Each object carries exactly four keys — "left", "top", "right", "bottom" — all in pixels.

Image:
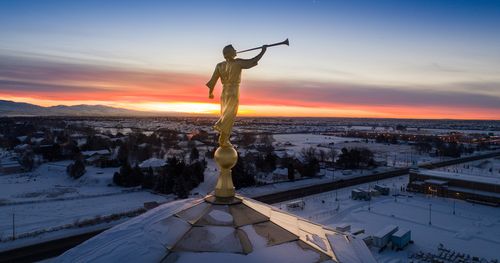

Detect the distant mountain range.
[{"left": 0, "top": 100, "right": 182, "bottom": 117}]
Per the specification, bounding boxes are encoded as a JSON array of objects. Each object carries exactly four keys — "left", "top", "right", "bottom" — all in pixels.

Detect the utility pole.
[
  {"left": 12, "top": 213, "right": 15, "bottom": 240},
  {"left": 428, "top": 204, "right": 432, "bottom": 225},
  {"left": 453, "top": 200, "right": 456, "bottom": 215}
]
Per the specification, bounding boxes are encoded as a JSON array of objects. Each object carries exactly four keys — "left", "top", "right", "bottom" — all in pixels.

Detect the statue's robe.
[{"left": 206, "top": 58, "right": 258, "bottom": 143}]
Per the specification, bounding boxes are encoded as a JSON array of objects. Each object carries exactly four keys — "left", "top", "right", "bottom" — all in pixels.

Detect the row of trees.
[
  {"left": 415, "top": 141, "right": 476, "bottom": 158},
  {"left": 113, "top": 157, "right": 206, "bottom": 198},
  {"left": 231, "top": 144, "right": 376, "bottom": 186},
  {"left": 336, "top": 147, "right": 376, "bottom": 169}
]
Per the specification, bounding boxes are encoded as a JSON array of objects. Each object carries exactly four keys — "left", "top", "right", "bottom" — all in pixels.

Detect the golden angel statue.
[{"left": 206, "top": 44, "right": 267, "bottom": 147}]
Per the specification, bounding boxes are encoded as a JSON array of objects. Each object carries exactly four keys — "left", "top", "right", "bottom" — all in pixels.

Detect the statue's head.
[{"left": 223, "top": 45, "right": 237, "bottom": 60}]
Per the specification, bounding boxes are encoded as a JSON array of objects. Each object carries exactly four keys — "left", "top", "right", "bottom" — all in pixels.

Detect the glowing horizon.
[
  {"left": 2, "top": 94, "right": 498, "bottom": 120},
  {"left": 1, "top": 0, "right": 499, "bottom": 120}
]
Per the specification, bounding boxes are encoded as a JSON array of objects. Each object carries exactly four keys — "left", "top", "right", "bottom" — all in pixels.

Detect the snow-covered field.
[
  {"left": 273, "top": 133, "right": 359, "bottom": 151},
  {"left": 0, "top": 131, "right": 496, "bottom": 258},
  {"left": 274, "top": 175, "right": 500, "bottom": 261},
  {"left": 435, "top": 157, "right": 500, "bottom": 178},
  {"left": 273, "top": 133, "right": 443, "bottom": 167},
  {"left": 0, "top": 161, "right": 172, "bottom": 251},
  {"left": 0, "top": 161, "right": 127, "bottom": 204},
  {"left": 0, "top": 191, "right": 169, "bottom": 246}
]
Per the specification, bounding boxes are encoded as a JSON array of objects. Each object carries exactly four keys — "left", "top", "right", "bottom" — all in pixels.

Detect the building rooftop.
[
  {"left": 424, "top": 179, "right": 448, "bottom": 185},
  {"left": 373, "top": 225, "right": 398, "bottom": 238},
  {"left": 416, "top": 169, "right": 500, "bottom": 186},
  {"left": 392, "top": 228, "right": 410, "bottom": 238},
  {"left": 139, "top": 158, "right": 167, "bottom": 169},
  {"left": 55, "top": 194, "right": 376, "bottom": 263}
]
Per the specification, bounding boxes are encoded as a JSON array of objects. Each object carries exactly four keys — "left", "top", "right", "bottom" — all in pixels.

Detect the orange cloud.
[{"left": 1, "top": 55, "right": 499, "bottom": 120}]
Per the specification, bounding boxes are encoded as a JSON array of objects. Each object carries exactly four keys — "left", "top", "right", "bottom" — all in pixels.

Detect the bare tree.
[
  {"left": 328, "top": 148, "right": 337, "bottom": 167},
  {"left": 319, "top": 149, "right": 327, "bottom": 163},
  {"left": 300, "top": 147, "right": 318, "bottom": 163}
]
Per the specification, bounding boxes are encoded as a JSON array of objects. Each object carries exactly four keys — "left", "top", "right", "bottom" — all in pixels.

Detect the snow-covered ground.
[
  {"left": 238, "top": 166, "right": 394, "bottom": 198},
  {"left": 0, "top": 130, "right": 496, "bottom": 258},
  {"left": 190, "top": 159, "right": 218, "bottom": 197},
  {"left": 0, "top": 161, "right": 173, "bottom": 251},
  {"left": 435, "top": 157, "right": 500, "bottom": 178},
  {"left": 273, "top": 133, "right": 358, "bottom": 152},
  {"left": 0, "top": 161, "right": 128, "bottom": 204},
  {"left": 273, "top": 133, "right": 444, "bottom": 168},
  {"left": 0, "top": 191, "right": 170, "bottom": 250},
  {"left": 274, "top": 175, "right": 500, "bottom": 261}
]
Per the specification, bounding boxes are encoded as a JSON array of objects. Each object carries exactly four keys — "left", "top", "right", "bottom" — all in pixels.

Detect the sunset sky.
[{"left": 1, "top": 0, "right": 499, "bottom": 119}]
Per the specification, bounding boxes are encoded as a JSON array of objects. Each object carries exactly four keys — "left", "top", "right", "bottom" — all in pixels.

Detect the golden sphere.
[{"left": 214, "top": 146, "right": 238, "bottom": 169}]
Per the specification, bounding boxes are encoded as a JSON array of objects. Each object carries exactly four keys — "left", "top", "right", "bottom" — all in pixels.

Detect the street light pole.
[
  {"left": 12, "top": 213, "right": 15, "bottom": 240},
  {"left": 453, "top": 200, "right": 456, "bottom": 215},
  {"left": 428, "top": 204, "right": 432, "bottom": 225}
]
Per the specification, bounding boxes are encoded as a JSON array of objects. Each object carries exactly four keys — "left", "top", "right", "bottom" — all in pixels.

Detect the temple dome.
[{"left": 54, "top": 195, "right": 376, "bottom": 263}]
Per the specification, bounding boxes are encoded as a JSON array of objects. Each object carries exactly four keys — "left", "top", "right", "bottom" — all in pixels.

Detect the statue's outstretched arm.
[
  {"left": 251, "top": 45, "right": 267, "bottom": 63},
  {"left": 237, "top": 46, "right": 267, "bottom": 70}
]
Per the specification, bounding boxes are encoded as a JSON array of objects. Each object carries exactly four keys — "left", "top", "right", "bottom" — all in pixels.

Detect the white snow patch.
[
  {"left": 208, "top": 209, "right": 233, "bottom": 223},
  {"left": 54, "top": 199, "right": 200, "bottom": 263}
]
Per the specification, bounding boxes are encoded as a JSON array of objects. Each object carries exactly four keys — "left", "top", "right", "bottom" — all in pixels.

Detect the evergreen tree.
[
  {"left": 117, "top": 144, "right": 129, "bottom": 165},
  {"left": 287, "top": 163, "right": 295, "bottom": 181},
  {"left": 173, "top": 176, "right": 189, "bottom": 198},
  {"left": 336, "top": 147, "right": 375, "bottom": 169},
  {"left": 142, "top": 167, "right": 155, "bottom": 189},
  {"left": 299, "top": 147, "right": 320, "bottom": 177},
  {"left": 130, "top": 164, "right": 144, "bottom": 187},
  {"left": 190, "top": 146, "right": 199, "bottom": 162},
  {"left": 67, "top": 158, "right": 86, "bottom": 179},
  {"left": 153, "top": 166, "right": 174, "bottom": 194},
  {"left": 19, "top": 151, "right": 34, "bottom": 171},
  {"left": 232, "top": 155, "right": 256, "bottom": 189},
  {"left": 113, "top": 162, "right": 134, "bottom": 186}
]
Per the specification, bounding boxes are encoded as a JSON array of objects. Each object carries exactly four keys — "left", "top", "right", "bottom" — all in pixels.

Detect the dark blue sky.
[{"left": 0, "top": 0, "right": 499, "bottom": 118}]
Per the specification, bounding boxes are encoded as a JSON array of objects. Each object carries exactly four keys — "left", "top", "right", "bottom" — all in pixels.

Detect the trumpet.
[{"left": 236, "top": 38, "right": 289, "bottom": 54}]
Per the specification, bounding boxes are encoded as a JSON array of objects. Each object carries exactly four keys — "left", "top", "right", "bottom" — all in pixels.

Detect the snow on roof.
[
  {"left": 447, "top": 186, "right": 500, "bottom": 199},
  {"left": 14, "top": 144, "right": 30, "bottom": 150},
  {"left": 95, "top": 134, "right": 110, "bottom": 139},
  {"left": 373, "top": 225, "right": 398, "bottom": 238},
  {"left": 86, "top": 154, "right": 106, "bottom": 162},
  {"left": 54, "top": 199, "right": 198, "bottom": 263},
  {"left": 1, "top": 162, "right": 22, "bottom": 168},
  {"left": 139, "top": 158, "right": 167, "bottom": 168},
  {"left": 16, "top": 136, "right": 28, "bottom": 142},
  {"left": 81, "top": 149, "right": 110, "bottom": 157},
  {"left": 31, "top": 137, "right": 45, "bottom": 144},
  {"left": 55, "top": 195, "right": 376, "bottom": 263},
  {"left": 392, "top": 228, "right": 410, "bottom": 238},
  {"left": 273, "top": 168, "right": 288, "bottom": 175},
  {"left": 334, "top": 224, "right": 351, "bottom": 233},
  {"left": 327, "top": 234, "right": 377, "bottom": 263},
  {"left": 418, "top": 169, "right": 500, "bottom": 186},
  {"left": 424, "top": 179, "right": 448, "bottom": 185},
  {"left": 70, "top": 133, "right": 86, "bottom": 138}
]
